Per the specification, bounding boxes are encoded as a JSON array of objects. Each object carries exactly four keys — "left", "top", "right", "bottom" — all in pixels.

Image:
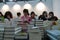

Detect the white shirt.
[
  {"left": 4, "top": 18, "right": 12, "bottom": 27},
  {"left": 13, "top": 17, "right": 21, "bottom": 22}
]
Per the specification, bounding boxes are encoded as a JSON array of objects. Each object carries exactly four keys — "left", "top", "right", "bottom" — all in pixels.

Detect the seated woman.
[
  {"left": 13, "top": 12, "right": 21, "bottom": 21},
  {"left": 30, "top": 11, "right": 36, "bottom": 21},
  {"left": 38, "top": 11, "right": 48, "bottom": 21},
  {"left": 48, "top": 12, "right": 58, "bottom": 21},
  {"left": 17, "top": 12, "right": 21, "bottom": 19},
  {"left": 4, "top": 11, "right": 13, "bottom": 26},
  {"left": 4, "top": 11, "right": 13, "bottom": 21},
  {"left": 21, "top": 9, "right": 30, "bottom": 32},
  {"left": 30, "top": 11, "right": 37, "bottom": 26},
  {"left": 21, "top": 9, "right": 30, "bottom": 24}
]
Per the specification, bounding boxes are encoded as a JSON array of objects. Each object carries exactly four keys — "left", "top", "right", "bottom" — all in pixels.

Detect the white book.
[
  {"left": 4, "top": 35, "right": 14, "bottom": 37},
  {"left": 15, "top": 32, "right": 28, "bottom": 39},
  {"left": 15, "top": 36, "right": 27, "bottom": 39},
  {"left": 4, "top": 39, "right": 14, "bottom": 40},
  {"left": 0, "top": 38, "right": 3, "bottom": 40},
  {"left": 0, "top": 34, "right": 3, "bottom": 37}
]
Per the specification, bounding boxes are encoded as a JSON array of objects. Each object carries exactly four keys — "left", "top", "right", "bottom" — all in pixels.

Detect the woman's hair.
[
  {"left": 49, "top": 12, "right": 54, "bottom": 16},
  {"left": 0, "top": 12, "right": 3, "bottom": 16},
  {"left": 17, "top": 12, "right": 21, "bottom": 17},
  {"left": 42, "top": 11, "right": 47, "bottom": 17},
  {"left": 23, "top": 9, "right": 28, "bottom": 13},
  {"left": 23, "top": 9, "right": 29, "bottom": 15},
  {"left": 4, "top": 11, "right": 13, "bottom": 18},
  {"left": 31, "top": 11, "right": 35, "bottom": 15}
]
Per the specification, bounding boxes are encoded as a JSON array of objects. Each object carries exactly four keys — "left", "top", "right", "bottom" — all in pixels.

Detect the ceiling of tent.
[
  {"left": 0, "top": 0, "right": 37, "bottom": 3},
  {"left": 0, "top": 0, "right": 46, "bottom": 3}
]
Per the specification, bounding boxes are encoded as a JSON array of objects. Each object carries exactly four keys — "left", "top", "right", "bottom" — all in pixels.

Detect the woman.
[
  {"left": 30, "top": 11, "right": 36, "bottom": 21},
  {"left": 16, "top": 12, "right": 21, "bottom": 21},
  {"left": 17, "top": 12, "right": 21, "bottom": 18},
  {"left": 4, "top": 11, "right": 13, "bottom": 26},
  {"left": 21, "top": 9, "right": 30, "bottom": 32},
  {"left": 38, "top": 11, "right": 48, "bottom": 21},
  {"left": 21, "top": 9, "right": 30, "bottom": 24},
  {"left": 30, "top": 11, "right": 37, "bottom": 26},
  {"left": 4, "top": 11, "right": 13, "bottom": 21},
  {"left": 48, "top": 12, "right": 58, "bottom": 21},
  {"left": 0, "top": 12, "right": 4, "bottom": 22}
]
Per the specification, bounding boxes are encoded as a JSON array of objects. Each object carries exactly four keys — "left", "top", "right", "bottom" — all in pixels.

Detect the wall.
[
  {"left": 0, "top": 0, "right": 53, "bottom": 18},
  {"left": 53, "top": 0, "right": 60, "bottom": 19}
]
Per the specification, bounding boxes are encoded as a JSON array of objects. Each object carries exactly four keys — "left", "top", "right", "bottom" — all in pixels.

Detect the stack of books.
[
  {"left": 4, "top": 27, "right": 22, "bottom": 40},
  {"left": 0, "top": 28, "right": 4, "bottom": 40},
  {"left": 35, "top": 20, "right": 43, "bottom": 27},
  {"left": 15, "top": 32, "right": 28, "bottom": 40},
  {"left": 0, "top": 23, "right": 5, "bottom": 40},
  {"left": 28, "top": 27, "right": 41, "bottom": 40}
]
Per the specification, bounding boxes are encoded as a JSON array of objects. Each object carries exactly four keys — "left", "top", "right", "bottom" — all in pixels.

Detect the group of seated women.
[
  {"left": 0, "top": 9, "right": 58, "bottom": 24},
  {"left": 38, "top": 11, "right": 58, "bottom": 21}
]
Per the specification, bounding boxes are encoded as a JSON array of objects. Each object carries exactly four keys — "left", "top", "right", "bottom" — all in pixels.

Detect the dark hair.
[
  {"left": 17, "top": 12, "right": 21, "bottom": 17},
  {"left": 4, "top": 11, "right": 13, "bottom": 19},
  {"left": 31, "top": 11, "right": 35, "bottom": 15},
  {"left": 42, "top": 11, "right": 47, "bottom": 17},
  {"left": 0, "top": 12, "right": 3, "bottom": 16},
  {"left": 23, "top": 9, "right": 28, "bottom": 13},
  {"left": 23, "top": 9, "right": 29, "bottom": 15},
  {"left": 49, "top": 12, "right": 54, "bottom": 16}
]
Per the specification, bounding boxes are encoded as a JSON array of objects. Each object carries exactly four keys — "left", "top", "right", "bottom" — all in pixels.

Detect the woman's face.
[
  {"left": 7, "top": 15, "right": 10, "bottom": 19},
  {"left": 49, "top": 14, "right": 53, "bottom": 18},
  {"left": 31, "top": 13, "right": 35, "bottom": 18},
  {"left": 24, "top": 12, "right": 28, "bottom": 16},
  {"left": 44, "top": 13, "right": 47, "bottom": 17}
]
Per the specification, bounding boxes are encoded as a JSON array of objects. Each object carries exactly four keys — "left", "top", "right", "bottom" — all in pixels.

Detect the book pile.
[
  {"left": 0, "top": 23, "right": 5, "bottom": 40},
  {"left": 0, "top": 27, "right": 4, "bottom": 40},
  {"left": 15, "top": 32, "right": 28, "bottom": 40},
  {"left": 3, "top": 27, "right": 21, "bottom": 40}
]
